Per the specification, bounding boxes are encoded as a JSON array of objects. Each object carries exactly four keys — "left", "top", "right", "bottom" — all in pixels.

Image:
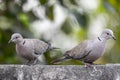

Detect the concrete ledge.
[{"left": 0, "top": 64, "right": 120, "bottom": 80}]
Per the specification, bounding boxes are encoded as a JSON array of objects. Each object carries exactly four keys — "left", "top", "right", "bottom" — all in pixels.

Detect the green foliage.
[
  {"left": 0, "top": 0, "right": 120, "bottom": 65},
  {"left": 18, "top": 13, "right": 29, "bottom": 27},
  {"left": 61, "top": 18, "right": 73, "bottom": 34},
  {"left": 45, "top": 5, "right": 54, "bottom": 20},
  {"left": 39, "top": 0, "right": 48, "bottom": 5},
  {"left": 71, "top": 10, "right": 88, "bottom": 28}
]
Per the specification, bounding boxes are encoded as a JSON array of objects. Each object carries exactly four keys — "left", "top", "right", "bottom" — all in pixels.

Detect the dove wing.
[
  {"left": 64, "top": 40, "right": 92, "bottom": 60},
  {"left": 33, "top": 39, "right": 50, "bottom": 55}
]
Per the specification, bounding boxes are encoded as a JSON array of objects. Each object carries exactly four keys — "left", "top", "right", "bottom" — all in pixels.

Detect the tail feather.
[
  {"left": 46, "top": 42, "right": 60, "bottom": 50},
  {"left": 51, "top": 56, "right": 68, "bottom": 64},
  {"left": 48, "top": 44, "right": 60, "bottom": 51},
  {"left": 50, "top": 47, "right": 60, "bottom": 50}
]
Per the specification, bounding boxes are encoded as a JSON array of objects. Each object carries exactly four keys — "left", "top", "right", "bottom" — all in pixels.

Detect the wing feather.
[{"left": 64, "top": 40, "right": 92, "bottom": 60}]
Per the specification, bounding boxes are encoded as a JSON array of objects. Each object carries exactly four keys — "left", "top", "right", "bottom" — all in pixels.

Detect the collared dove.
[
  {"left": 9, "top": 33, "right": 57, "bottom": 65},
  {"left": 52, "top": 29, "right": 116, "bottom": 66}
]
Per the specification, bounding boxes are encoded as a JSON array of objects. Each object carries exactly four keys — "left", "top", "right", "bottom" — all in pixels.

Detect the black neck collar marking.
[
  {"left": 23, "top": 40, "right": 26, "bottom": 45},
  {"left": 98, "top": 37, "right": 101, "bottom": 41}
]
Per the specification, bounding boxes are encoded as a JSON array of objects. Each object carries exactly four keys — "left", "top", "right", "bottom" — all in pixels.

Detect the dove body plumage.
[
  {"left": 9, "top": 33, "right": 54, "bottom": 65},
  {"left": 52, "top": 29, "right": 116, "bottom": 65},
  {"left": 63, "top": 38, "right": 106, "bottom": 63},
  {"left": 16, "top": 39, "right": 50, "bottom": 61}
]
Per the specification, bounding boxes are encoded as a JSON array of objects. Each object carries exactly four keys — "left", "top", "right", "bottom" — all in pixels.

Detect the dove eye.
[
  {"left": 15, "top": 36, "right": 18, "bottom": 39},
  {"left": 106, "top": 33, "right": 109, "bottom": 35}
]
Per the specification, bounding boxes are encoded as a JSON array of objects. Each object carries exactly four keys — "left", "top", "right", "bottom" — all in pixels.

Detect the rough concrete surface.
[{"left": 0, "top": 64, "right": 120, "bottom": 80}]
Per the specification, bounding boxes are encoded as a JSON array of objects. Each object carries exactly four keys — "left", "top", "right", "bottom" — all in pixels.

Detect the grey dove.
[
  {"left": 52, "top": 29, "right": 116, "bottom": 66},
  {"left": 9, "top": 33, "right": 57, "bottom": 65}
]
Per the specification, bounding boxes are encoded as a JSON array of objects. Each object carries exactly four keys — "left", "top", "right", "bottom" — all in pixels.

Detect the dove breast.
[
  {"left": 16, "top": 39, "right": 49, "bottom": 60},
  {"left": 83, "top": 38, "right": 106, "bottom": 63}
]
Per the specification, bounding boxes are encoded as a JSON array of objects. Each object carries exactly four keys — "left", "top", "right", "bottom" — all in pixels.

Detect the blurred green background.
[{"left": 0, "top": 0, "right": 120, "bottom": 65}]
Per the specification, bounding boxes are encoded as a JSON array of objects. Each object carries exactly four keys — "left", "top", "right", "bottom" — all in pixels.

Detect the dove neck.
[
  {"left": 22, "top": 40, "right": 26, "bottom": 45},
  {"left": 98, "top": 36, "right": 108, "bottom": 42},
  {"left": 16, "top": 39, "right": 24, "bottom": 44}
]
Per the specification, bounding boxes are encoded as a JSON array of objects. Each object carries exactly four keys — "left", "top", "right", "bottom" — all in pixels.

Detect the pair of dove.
[{"left": 9, "top": 29, "right": 116, "bottom": 66}]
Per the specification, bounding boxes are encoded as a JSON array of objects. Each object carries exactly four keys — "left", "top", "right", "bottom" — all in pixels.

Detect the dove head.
[
  {"left": 100, "top": 29, "right": 116, "bottom": 40},
  {"left": 9, "top": 33, "right": 23, "bottom": 44}
]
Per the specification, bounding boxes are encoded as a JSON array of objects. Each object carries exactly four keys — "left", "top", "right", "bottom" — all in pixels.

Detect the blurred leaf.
[
  {"left": 71, "top": 10, "right": 88, "bottom": 28},
  {"left": 56, "top": 59, "right": 82, "bottom": 65},
  {"left": 18, "top": 13, "right": 29, "bottom": 27},
  {"left": 103, "top": 1, "right": 115, "bottom": 13},
  {"left": 44, "top": 51, "right": 53, "bottom": 64},
  {"left": 69, "top": 0, "right": 78, "bottom": 5},
  {"left": 61, "top": 18, "right": 73, "bottom": 34},
  {"left": 20, "top": 0, "right": 27, "bottom": 5},
  {"left": 27, "top": 11, "right": 39, "bottom": 22},
  {"left": 3, "top": 1, "right": 22, "bottom": 19},
  {"left": 0, "top": 17, "right": 13, "bottom": 30},
  {"left": 109, "top": 0, "right": 119, "bottom": 10},
  {"left": 45, "top": 50, "right": 63, "bottom": 65},
  {"left": 39, "top": 0, "right": 48, "bottom": 5},
  {"left": 7, "top": 2, "right": 22, "bottom": 16},
  {"left": 45, "top": 5, "right": 54, "bottom": 20},
  {"left": 58, "top": 0, "right": 67, "bottom": 8},
  {"left": 74, "top": 29, "right": 87, "bottom": 41}
]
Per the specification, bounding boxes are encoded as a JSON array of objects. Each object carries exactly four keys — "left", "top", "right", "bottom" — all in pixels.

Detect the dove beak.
[
  {"left": 8, "top": 39, "right": 12, "bottom": 43},
  {"left": 112, "top": 36, "right": 116, "bottom": 40}
]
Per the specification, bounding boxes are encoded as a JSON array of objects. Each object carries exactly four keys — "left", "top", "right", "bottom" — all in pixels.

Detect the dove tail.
[
  {"left": 50, "top": 47, "right": 60, "bottom": 50},
  {"left": 45, "top": 41, "right": 60, "bottom": 50},
  {"left": 52, "top": 56, "right": 68, "bottom": 64}
]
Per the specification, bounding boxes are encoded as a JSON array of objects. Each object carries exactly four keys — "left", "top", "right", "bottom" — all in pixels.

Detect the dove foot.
[
  {"left": 82, "top": 62, "right": 94, "bottom": 68},
  {"left": 25, "top": 60, "right": 32, "bottom": 66},
  {"left": 25, "top": 59, "right": 38, "bottom": 66}
]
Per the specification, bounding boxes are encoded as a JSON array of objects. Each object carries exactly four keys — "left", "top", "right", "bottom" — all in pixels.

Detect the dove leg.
[
  {"left": 25, "top": 58, "right": 38, "bottom": 65},
  {"left": 32, "top": 58, "right": 39, "bottom": 65},
  {"left": 25, "top": 60, "right": 32, "bottom": 66},
  {"left": 82, "top": 61, "right": 93, "bottom": 68}
]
